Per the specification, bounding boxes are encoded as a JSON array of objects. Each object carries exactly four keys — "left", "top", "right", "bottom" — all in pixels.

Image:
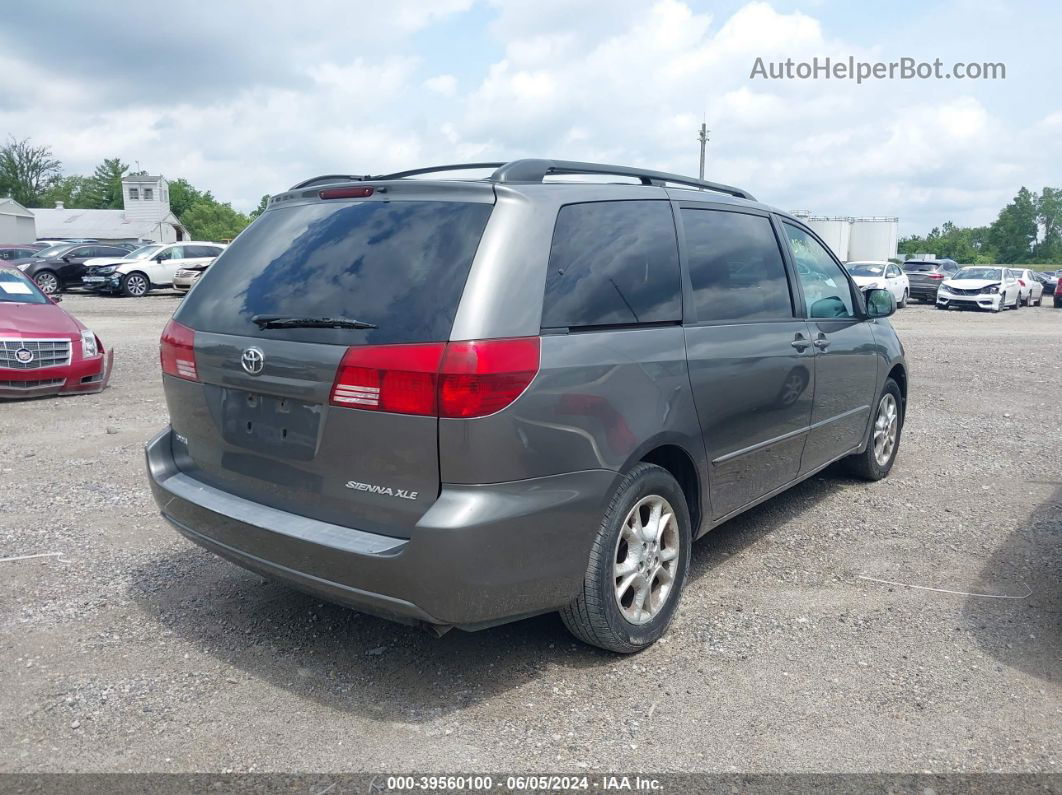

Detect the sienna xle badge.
[{"left": 146, "top": 159, "right": 908, "bottom": 653}]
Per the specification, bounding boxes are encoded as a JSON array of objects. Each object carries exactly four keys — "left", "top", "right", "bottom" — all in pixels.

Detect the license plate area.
[{"left": 218, "top": 388, "right": 321, "bottom": 461}]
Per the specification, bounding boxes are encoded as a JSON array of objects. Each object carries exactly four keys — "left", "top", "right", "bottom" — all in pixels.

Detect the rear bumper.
[
  {"left": 909, "top": 285, "right": 941, "bottom": 299},
  {"left": 0, "top": 349, "right": 113, "bottom": 399},
  {"left": 145, "top": 427, "right": 615, "bottom": 629}
]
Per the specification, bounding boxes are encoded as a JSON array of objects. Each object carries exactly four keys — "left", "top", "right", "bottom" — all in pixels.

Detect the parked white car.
[
  {"left": 844, "top": 261, "right": 910, "bottom": 308},
  {"left": 81, "top": 241, "right": 226, "bottom": 297},
  {"left": 83, "top": 243, "right": 166, "bottom": 269},
  {"left": 936, "top": 266, "right": 1021, "bottom": 312},
  {"left": 1013, "top": 268, "right": 1044, "bottom": 306}
]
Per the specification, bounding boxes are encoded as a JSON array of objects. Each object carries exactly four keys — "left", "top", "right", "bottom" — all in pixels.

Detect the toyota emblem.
[
  {"left": 241, "top": 347, "right": 265, "bottom": 375},
  {"left": 15, "top": 348, "right": 34, "bottom": 364}
]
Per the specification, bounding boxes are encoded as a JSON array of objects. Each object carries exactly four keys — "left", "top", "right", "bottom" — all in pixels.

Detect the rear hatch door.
[{"left": 166, "top": 185, "right": 495, "bottom": 538}]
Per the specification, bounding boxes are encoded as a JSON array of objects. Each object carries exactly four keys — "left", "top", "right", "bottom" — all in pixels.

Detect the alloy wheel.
[
  {"left": 125, "top": 274, "right": 148, "bottom": 297},
  {"left": 35, "top": 272, "right": 58, "bottom": 295},
  {"left": 613, "top": 495, "right": 680, "bottom": 625},
  {"left": 872, "top": 393, "right": 899, "bottom": 467}
]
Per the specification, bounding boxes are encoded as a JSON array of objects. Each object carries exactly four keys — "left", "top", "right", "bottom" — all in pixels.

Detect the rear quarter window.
[
  {"left": 175, "top": 199, "right": 493, "bottom": 345},
  {"left": 541, "top": 200, "right": 681, "bottom": 329}
]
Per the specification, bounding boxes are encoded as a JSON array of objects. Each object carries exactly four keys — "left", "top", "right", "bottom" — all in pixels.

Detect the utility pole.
[{"left": 697, "top": 123, "right": 709, "bottom": 180}]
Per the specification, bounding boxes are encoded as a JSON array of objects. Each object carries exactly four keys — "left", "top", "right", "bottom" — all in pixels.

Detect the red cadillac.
[{"left": 0, "top": 267, "right": 113, "bottom": 399}]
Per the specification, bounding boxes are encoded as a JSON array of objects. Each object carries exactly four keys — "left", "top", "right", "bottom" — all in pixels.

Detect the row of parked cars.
[
  {"left": 842, "top": 258, "right": 1061, "bottom": 311},
  {"left": 0, "top": 240, "right": 225, "bottom": 296},
  {"left": 0, "top": 238, "right": 225, "bottom": 400}
]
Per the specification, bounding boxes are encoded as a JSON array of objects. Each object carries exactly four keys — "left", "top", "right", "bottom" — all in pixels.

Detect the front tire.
[
  {"left": 561, "top": 463, "right": 691, "bottom": 653},
  {"left": 120, "top": 272, "right": 150, "bottom": 298},
  {"left": 845, "top": 379, "right": 902, "bottom": 481}
]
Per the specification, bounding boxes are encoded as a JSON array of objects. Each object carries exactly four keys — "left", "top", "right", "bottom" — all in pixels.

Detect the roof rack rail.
[
  {"left": 374, "top": 162, "right": 506, "bottom": 180},
  {"left": 290, "top": 174, "right": 370, "bottom": 190},
  {"left": 289, "top": 159, "right": 755, "bottom": 201},
  {"left": 290, "top": 164, "right": 506, "bottom": 190},
  {"left": 490, "top": 159, "right": 755, "bottom": 200}
]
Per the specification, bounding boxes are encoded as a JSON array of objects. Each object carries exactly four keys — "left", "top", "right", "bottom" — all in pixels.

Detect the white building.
[
  {"left": 791, "top": 211, "right": 899, "bottom": 262},
  {"left": 0, "top": 197, "right": 36, "bottom": 243},
  {"left": 28, "top": 175, "right": 188, "bottom": 244}
]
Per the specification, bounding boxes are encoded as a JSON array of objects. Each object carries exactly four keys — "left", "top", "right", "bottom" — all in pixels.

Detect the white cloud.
[
  {"left": 424, "top": 74, "right": 458, "bottom": 96},
  {"left": 0, "top": 0, "right": 1057, "bottom": 234}
]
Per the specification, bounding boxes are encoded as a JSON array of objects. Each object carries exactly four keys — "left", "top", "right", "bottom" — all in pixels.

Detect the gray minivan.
[{"left": 146, "top": 160, "right": 907, "bottom": 653}]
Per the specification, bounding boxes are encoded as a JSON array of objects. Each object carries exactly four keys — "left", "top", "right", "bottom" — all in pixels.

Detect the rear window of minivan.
[
  {"left": 902, "top": 262, "right": 935, "bottom": 272},
  {"left": 541, "top": 200, "right": 681, "bottom": 329},
  {"left": 175, "top": 200, "right": 493, "bottom": 345}
]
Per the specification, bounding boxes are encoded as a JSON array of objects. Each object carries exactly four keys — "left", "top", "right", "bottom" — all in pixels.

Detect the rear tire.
[
  {"left": 845, "top": 379, "right": 902, "bottom": 481},
  {"left": 120, "top": 272, "right": 150, "bottom": 298},
  {"left": 898, "top": 289, "right": 908, "bottom": 308},
  {"left": 560, "top": 463, "right": 692, "bottom": 654},
  {"left": 33, "top": 270, "right": 60, "bottom": 295}
]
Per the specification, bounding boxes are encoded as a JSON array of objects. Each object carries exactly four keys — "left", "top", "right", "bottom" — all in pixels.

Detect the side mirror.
[
  {"left": 809, "top": 295, "right": 849, "bottom": 319},
  {"left": 155, "top": 254, "right": 165, "bottom": 262},
  {"left": 865, "top": 288, "right": 896, "bottom": 318},
  {"left": 61, "top": 255, "right": 72, "bottom": 262}
]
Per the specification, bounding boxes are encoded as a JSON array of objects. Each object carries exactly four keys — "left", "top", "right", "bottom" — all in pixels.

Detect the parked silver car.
[{"left": 146, "top": 159, "right": 908, "bottom": 652}]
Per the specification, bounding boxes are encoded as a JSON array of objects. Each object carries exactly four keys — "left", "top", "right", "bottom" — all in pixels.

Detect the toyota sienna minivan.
[{"left": 146, "top": 159, "right": 907, "bottom": 653}]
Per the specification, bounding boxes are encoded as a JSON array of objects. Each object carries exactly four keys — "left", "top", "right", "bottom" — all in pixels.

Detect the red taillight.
[
  {"left": 928, "top": 273, "right": 945, "bottom": 280},
  {"left": 160, "top": 319, "right": 198, "bottom": 381},
  {"left": 439, "top": 338, "right": 540, "bottom": 418},
  {"left": 330, "top": 342, "right": 444, "bottom": 415},
  {"left": 328, "top": 337, "right": 540, "bottom": 419},
  {"left": 319, "top": 186, "right": 374, "bottom": 200},
  {"left": 1018, "top": 279, "right": 1026, "bottom": 286}
]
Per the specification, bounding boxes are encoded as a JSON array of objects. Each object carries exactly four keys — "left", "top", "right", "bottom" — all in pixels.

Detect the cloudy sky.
[{"left": 2, "top": 0, "right": 1058, "bottom": 234}]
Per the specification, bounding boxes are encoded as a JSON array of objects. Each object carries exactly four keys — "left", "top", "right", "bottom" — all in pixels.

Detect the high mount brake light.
[
  {"left": 330, "top": 337, "right": 540, "bottom": 419},
  {"left": 319, "top": 186, "right": 374, "bottom": 200},
  {"left": 160, "top": 319, "right": 198, "bottom": 381}
]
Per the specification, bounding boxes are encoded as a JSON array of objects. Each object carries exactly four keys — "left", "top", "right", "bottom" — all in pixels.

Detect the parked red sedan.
[{"left": 0, "top": 267, "right": 113, "bottom": 399}]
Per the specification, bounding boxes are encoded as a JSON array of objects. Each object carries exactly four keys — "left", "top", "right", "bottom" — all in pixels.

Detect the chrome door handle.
[
  {"left": 791, "top": 334, "right": 810, "bottom": 351},
  {"left": 813, "top": 334, "right": 830, "bottom": 350}
]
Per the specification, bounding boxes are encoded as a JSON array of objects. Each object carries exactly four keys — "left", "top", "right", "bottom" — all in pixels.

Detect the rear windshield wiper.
[{"left": 251, "top": 314, "right": 378, "bottom": 330}]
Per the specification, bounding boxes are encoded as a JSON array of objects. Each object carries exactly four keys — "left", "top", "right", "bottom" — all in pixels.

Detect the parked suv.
[
  {"left": 145, "top": 160, "right": 908, "bottom": 653},
  {"left": 82, "top": 241, "right": 226, "bottom": 296},
  {"left": 902, "top": 258, "right": 959, "bottom": 303}
]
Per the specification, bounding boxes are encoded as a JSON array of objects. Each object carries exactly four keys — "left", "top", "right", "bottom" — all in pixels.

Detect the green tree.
[
  {"left": 987, "top": 187, "right": 1038, "bottom": 263},
  {"left": 248, "top": 194, "right": 270, "bottom": 220},
  {"left": 168, "top": 177, "right": 210, "bottom": 219},
  {"left": 898, "top": 222, "right": 993, "bottom": 264},
  {"left": 39, "top": 175, "right": 93, "bottom": 209},
  {"left": 0, "top": 137, "right": 62, "bottom": 206},
  {"left": 1035, "top": 187, "right": 1062, "bottom": 262},
  {"left": 180, "top": 200, "right": 250, "bottom": 241},
  {"left": 84, "top": 157, "right": 130, "bottom": 209}
]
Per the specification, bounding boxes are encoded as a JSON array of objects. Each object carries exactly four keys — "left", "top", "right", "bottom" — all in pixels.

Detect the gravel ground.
[{"left": 1, "top": 292, "right": 1059, "bottom": 774}]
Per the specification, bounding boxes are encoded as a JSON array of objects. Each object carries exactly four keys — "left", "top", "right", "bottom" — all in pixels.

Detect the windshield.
[
  {"left": 176, "top": 199, "right": 494, "bottom": 345},
  {"left": 124, "top": 244, "right": 162, "bottom": 260},
  {"left": 845, "top": 263, "right": 886, "bottom": 276},
  {"left": 33, "top": 244, "right": 74, "bottom": 259},
  {"left": 954, "top": 267, "right": 1002, "bottom": 281},
  {"left": 0, "top": 269, "right": 49, "bottom": 304}
]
